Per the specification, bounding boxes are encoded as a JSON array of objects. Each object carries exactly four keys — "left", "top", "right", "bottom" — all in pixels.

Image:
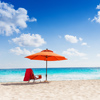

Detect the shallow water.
[{"left": 0, "top": 67, "right": 100, "bottom": 82}]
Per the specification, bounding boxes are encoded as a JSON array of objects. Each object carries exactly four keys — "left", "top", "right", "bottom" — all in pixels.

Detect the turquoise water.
[{"left": 0, "top": 67, "right": 100, "bottom": 82}]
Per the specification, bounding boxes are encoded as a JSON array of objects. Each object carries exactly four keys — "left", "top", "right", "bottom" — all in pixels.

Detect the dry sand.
[{"left": 0, "top": 80, "right": 100, "bottom": 100}]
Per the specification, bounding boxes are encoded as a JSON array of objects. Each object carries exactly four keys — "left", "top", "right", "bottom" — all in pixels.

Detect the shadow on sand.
[{"left": 1, "top": 81, "right": 50, "bottom": 86}]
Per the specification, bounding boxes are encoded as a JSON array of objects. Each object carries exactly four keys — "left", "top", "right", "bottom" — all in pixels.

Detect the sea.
[{"left": 0, "top": 67, "right": 100, "bottom": 82}]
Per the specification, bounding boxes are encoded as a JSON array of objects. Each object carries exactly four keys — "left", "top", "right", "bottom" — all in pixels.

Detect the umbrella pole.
[{"left": 46, "top": 60, "right": 47, "bottom": 81}]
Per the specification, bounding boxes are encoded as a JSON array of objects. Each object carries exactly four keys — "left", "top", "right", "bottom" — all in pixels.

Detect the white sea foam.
[
  {"left": 47, "top": 73, "right": 100, "bottom": 81},
  {"left": 0, "top": 75, "right": 24, "bottom": 82}
]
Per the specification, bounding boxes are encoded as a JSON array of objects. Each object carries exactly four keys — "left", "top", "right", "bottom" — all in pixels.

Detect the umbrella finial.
[{"left": 46, "top": 48, "right": 48, "bottom": 50}]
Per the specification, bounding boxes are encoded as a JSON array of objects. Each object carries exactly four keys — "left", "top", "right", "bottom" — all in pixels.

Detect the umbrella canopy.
[{"left": 25, "top": 49, "right": 67, "bottom": 81}]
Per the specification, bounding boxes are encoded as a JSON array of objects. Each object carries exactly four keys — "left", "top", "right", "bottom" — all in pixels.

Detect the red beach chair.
[{"left": 23, "top": 68, "right": 42, "bottom": 82}]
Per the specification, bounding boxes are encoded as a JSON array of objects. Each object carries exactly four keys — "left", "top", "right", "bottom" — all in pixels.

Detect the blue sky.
[{"left": 0, "top": 0, "right": 100, "bottom": 68}]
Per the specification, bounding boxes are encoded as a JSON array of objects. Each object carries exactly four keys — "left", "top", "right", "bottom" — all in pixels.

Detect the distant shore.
[{"left": 0, "top": 80, "right": 100, "bottom": 100}]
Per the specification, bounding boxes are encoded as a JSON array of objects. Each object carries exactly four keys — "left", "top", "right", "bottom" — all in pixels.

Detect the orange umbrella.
[{"left": 25, "top": 49, "right": 67, "bottom": 81}]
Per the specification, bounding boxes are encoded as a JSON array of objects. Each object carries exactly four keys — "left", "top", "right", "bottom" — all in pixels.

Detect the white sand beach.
[{"left": 0, "top": 80, "right": 100, "bottom": 100}]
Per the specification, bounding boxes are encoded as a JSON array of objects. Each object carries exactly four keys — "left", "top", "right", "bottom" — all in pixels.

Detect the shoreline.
[
  {"left": 0, "top": 79, "right": 99, "bottom": 84},
  {"left": 0, "top": 79, "right": 100, "bottom": 83},
  {"left": 0, "top": 80, "right": 100, "bottom": 100}
]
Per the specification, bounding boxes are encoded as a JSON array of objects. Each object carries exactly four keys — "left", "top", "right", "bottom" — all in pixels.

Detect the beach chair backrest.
[{"left": 23, "top": 68, "right": 34, "bottom": 81}]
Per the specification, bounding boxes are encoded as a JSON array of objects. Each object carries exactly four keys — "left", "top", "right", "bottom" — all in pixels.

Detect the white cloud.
[
  {"left": 65, "top": 35, "right": 78, "bottom": 43},
  {"left": 81, "top": 42, "right": 87, "bottom": 46},
  {"left": 91, "top": 11, "right": 100, "bottom": 23},
  {"left": 81, "top": 42, "right": 90, "bottom": 47},
  {"left": 97, "top": 54, "right": 100, "bottom": 57},
  {"left": 63, "top": 48, "right": 86, "bottom": 57},
  {"left": 91, "top": 4, "right": 100, "bottom": 23},
  {"left": 33, "top": 48, "right": 42, "bottom": 52},
  {"left": 11, "top": 33, "right": 46, "bottom": 47},
  {"left": 10, "top": 47, "right": 42, "bottom": 56},
  {"left": 28, "top": 17, "right": 37, "bottom": 22},
  {"left": 0, "top": 1, "right": 37, "bottom": 36},
  {"left": 10, "top": 47, "right": 32, "bottom": 56},
  {"left": 65, "top": 35, "right": 89, "bottom": 47},
  {"left": 79, "top": 37, "right": 83, "bottom": 41},
  {"left": 96, "top": 4, "right": 100, "bottom": 9}
]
